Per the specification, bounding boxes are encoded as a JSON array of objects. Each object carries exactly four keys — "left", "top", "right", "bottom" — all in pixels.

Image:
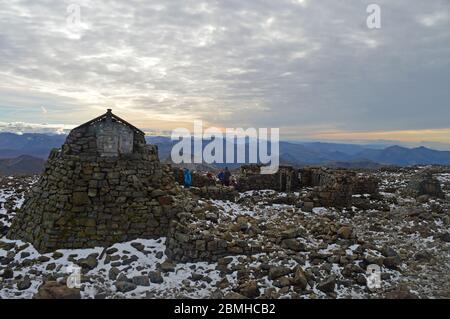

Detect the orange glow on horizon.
[{"left": 312, "top": 128, "right": 450, "bottom": 143}]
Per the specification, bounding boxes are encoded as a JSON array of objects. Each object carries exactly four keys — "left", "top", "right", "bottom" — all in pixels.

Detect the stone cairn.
[{"left": 7, "top": 110, "right": 185, "bottom": 252}]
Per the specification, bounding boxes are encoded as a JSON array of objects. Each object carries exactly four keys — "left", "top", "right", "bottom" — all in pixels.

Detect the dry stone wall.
[
  {"left": 166, "top": 211, "right": 262, "bottom": 262},
  {"left": 353, "top": 175, "right": 380, "bottom": 195},
  {"left": 236, "top": 165, "right": 300, "bottom": 192},
  {"left": 300, "top": 168, "right": 379, "bottom": 208},
  {"left": 7, "top": 144, "right": 183, "bottom": 252},
  {"left": 64, "top": 120, "right": 145, "bottom": 158}
]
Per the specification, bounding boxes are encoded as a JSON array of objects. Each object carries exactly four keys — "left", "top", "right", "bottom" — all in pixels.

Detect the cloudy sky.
[{"left": 0, "top": 0, "right": 449, "bottom": 146}]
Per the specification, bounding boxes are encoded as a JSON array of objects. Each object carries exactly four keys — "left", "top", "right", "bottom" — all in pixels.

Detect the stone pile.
[
  {"left": 166, "top": 207, "right": 263, "bottom": 262},
  {"left": 7, "top": 111, "right": 186, "bottom": 252}
]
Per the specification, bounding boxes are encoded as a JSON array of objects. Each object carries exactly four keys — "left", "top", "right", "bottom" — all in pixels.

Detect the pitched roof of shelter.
[{"left": 73, "top": 109, "right": 145, "bottom": 136}]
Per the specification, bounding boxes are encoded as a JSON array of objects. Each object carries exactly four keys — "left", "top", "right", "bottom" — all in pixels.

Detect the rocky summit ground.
[{"left": 0, "top": 168, "right": 449, "bottom": 299}]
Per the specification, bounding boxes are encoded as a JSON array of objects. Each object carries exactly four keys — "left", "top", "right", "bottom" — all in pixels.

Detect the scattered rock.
[
  {"left": 414, "top": 250, "right": 432, "bottom": 262},
  {"left": 131, "top": 242, "right": 145, "bottom": 252},
  {"left": 268, "top": 266, "right": 291, "bottom": 280},
  {"left": 108, "top": 267, "right": 120, "bottom": 281},
  {"left": 37, "top": 256, "right": 51, "bottom": 263},
  {"left": 149, "top": 271, "right": 164, "bottom": 284},
  {"left": 190, "top": 273, "right": 204, "bottom": 281},
  {"left": 292, "top": 267, "right": 308, "bottom": 289},
  {"left": 160, "top": 260, "right": 175, "bottom": 273},
  {"left": 17, "top": 276, "right": 32, "bottom": 290},
  {"left": 337, "top": 226, "right": 352, "bottom": 239},
  {"left": 273, "top": 276, "right": 291, "bottom": 288},
  {"left": 76, "top": 254, "right": 98, "bottom": 271},
  {"left": 383, "top": 256, "right": 402, "bottom": 270},
  {"left": 115, "top": 281, "right": 137, "bottom": 293},
  {"left": 20, "top": 251, "right": 30, "bottom": 259},
  {"left": 317, "top": 275, "right": 336, "bottom": 293},
  {"left": 281, "top": 239, "right": 305, "bottom": 251},
  {"left": 224, "top": 292, "right": 248, "bottom": 299},
  {"left": 52, "top": 252, "right": 64, "bottom": 260},
  {"left": 238, "top": 281, "right": 260, "bottom": 298},
  {"left": 439, "top": 233, "right": 450, "bottom": 243},
  {"left": 132, "top": 276, "right": 150, "bottom": 287},
  {"left": 1, "top": 268, "right": 14, "bottom": 279}
]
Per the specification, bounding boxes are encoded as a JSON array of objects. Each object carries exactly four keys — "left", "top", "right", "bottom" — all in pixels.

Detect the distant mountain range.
[
  {"left": 0, "top": 155, "right": 45, "bottom": 175},
  {"left": 0, "top": 133, "right": 66, "bottom": 159},
  {"left": 0, "top": 133, "right": 450, "bottom": 174},
  {"left": 148, "top": 136, "right": 450, "bottom": 167}
]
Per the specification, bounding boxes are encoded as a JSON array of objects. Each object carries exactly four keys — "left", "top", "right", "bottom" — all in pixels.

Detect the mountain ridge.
[
  {"left": 1, "top": 132, "right": 450, "bottom": 167},
  {"left": 0, "top": 155, "right": 45, "bottom": 175}
]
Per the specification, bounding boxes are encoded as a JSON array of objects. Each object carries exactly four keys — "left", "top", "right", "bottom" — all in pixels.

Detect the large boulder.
[{"left": 34, "top": 281, "right": 81, "bottom": 299}]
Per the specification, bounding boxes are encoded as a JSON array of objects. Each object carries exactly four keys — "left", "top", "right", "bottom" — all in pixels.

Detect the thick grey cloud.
[{"left": 0, "top": 0, "right": 449, "bottom": 139}]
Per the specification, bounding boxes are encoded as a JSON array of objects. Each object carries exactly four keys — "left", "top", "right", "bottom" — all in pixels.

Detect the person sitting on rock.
[{"left": 183, "top": 168, "right": 192, "bottom": 188}]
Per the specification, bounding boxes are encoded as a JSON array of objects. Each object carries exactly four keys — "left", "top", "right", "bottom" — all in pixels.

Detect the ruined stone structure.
[
  {"left": 353, "top": 174, "right": 380, "bottom": 195},
  {"left": 8, "top": 110, "right": 183, "bottom": 252},
  {"left": 299, "top": 167, "right": 379, "bottom": 207},
  {"left": 406, "top": 172, "right": 444, "bottom": 199},
  {"left": 236, "top": 165, "right": 379, "bottom": 208},
  {"left": 307, "top": 170, "right": 355, "bottom": 207},
  {"left": 236, "top": 165, "right": 300, "bottom": 192}
]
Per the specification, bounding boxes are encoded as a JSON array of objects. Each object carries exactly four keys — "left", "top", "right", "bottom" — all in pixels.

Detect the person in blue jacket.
[
  {"left": 183, "top": 168, "right": 192, "bottom": 188},
  {"left": 217, "top": 170, "right": 225, "bottom": 185}
]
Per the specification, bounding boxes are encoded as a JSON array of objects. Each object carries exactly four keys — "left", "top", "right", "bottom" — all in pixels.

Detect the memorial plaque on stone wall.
[{"left": 96, "top": 122, "right": 134, "bottom": 156}]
